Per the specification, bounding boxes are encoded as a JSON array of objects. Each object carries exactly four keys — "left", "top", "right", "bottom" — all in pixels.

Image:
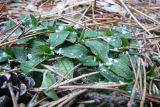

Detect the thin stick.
[
  {"left": 57, "top": 83, "right": 128, "bottom": 89},
  {"left": 136, "top": 26, "right": 160, "bottom": 36},
  {"left": 0, "top": 21, "right": 23, "bottom": 43},
  {"left": 0, "top": 66, "right": 10, "bottom": 70},
  {"left": 7, "top": 83, "right": 18, "bottom": 107},
  {"left": 81, "top": 17, "right": 115, "bottom": 23},
  {"left": 41, "top": 0, "right": 94, "bottom": 18},
  {"left": 0, "top": 32, "right": 43, "bottom": 47},
  {"left": 79, "top": 5, "right": 91, "bottom": 22},
  {"left": 140, "top": 59, "right": 147, "bottom": 107},
  {"left": 66, "top": 64, "right": 82, "bottom": 78},
  {"left": 94, "top": 0, "right": 96, "bottom": 9},
  {"left": 48, "top": 89, "right": 87, "bottom": 107},
  {"left": 41, "top": 64, "right": 66, "bottom": 79},
  {"left": 65, "top": 98, "right": 76, "bottom": 107},
  {"left": 48, "top": 56, "right": 64, "bottom": 61},
  {"left": 0, "top": 68, "right": 20, "bottom": 75},
  {"left": 128, "top": 59, "right": 140, "bottom": 105},
  {"left": 57, "top": 89, "right": 87, "bottom": 107},
  {"left": 129, "top": 6, "right": 160, "bottom": 25},
  {"left": 128, "top": 53, "right": 136, "bottom": 78},
  {"left": 34, "top": 97, "right": 48, "bottom": 106},
  {"left": 119, "top": 0, "right": 152, "bottom": 40},
  {"left": 149, "top": 79, "right": 153, "bottom": 107},
  {"left": 46, "top": 72, "right": 98, "bottom": 91}
]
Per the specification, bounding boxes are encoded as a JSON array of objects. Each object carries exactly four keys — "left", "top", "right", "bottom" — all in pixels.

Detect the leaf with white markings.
[
  {"left": 110, "top": 61, "right": 133, "bottom": 80},
  {"left": 55, "top": 44, "right": 88, "bottom": 59},
  {"left": 79, "top": 56, "right": 99, "bottom": 66},
  {"left": 13, "top": 47, "right": 27, "bottom": 62},
  {"left": 85, "top": 40, "right": 109, "bottom": 62},
  {"left": 30, "top": 14, "right": 38, "bottom": 27},
  {"left": 53, "top": 58, "right": 74, "bottom": 79},
  {"left": 41, "top": 71, "right": 58, "bottom": 100},
  {"left": 84, "top": 30, "right": 104, "bottom": 38},
  {"left": 99, "top": 65, "right": 125, "bottom": 82},
  {"left": 0, "top": 49, "right": 10, "bottom": 62},
  {"left": 49, "top": 31, "right": 70, "bottom": 48}
]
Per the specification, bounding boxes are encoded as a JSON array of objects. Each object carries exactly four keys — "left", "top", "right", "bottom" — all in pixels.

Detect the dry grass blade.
[
  {"left": 34, "top": 97, "right": 48, "bottom": 107},
  {"left": 47, "top": 89, "right": 87, "bottom": 107},
  {"left": 7, "top": 83, "right": 18, "bottom": 107},
  {"left": 0, "top": 31, "right": 42, "bottom": 47},
  {"left": 128, "top": 6, "right": 160, "bottom": 25},
  {"left": 0, "top": 21, "right": 23, "bottom": 44},
  {"left": 57, "top": 89, "right": 87, "bottom": 107},
  {"left": 128, "top": 58, "right": 141, "bottom": 106},
  {"left": 0, "top": 68, "right": 20, "bottom": 75},
  {"left": 46, "top": 72, "right": 98, "bottom": 91},
  {"left": 140, "top": 59, "right": 147, "bottom": 107},
  {"left": 119, "top": 0, "right": 152, "bottom": 39},
  {"left": 41, "top": 64, "right": 66, "bottom": 79},
  {"left": 57, "top": 82, "right": 128, "bottom": 89},
  {"left": 41, "top": 0, "right": 94, "bottom": 18}
]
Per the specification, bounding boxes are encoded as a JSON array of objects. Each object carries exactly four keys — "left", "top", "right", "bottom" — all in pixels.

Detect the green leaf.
[
  {"left": 129, "top": 40, "right": 138, "bottom": 47},
  {"left": 85, "top": 40, "right": 109, "bottom": 62},
  {"left": 147, "top": 64, "right": 157, "bottom": 77},
  {"left": 79, "top": 56, "right": 99, "bottom": 66},
  {"left": 41, "top": 71, "right": 58, "bottom": 100},
  {"left": 157, "top": 18, "right": 160, "bottom": 22},
  {"left": 107, "top": 37, "right": 122, "bottom": 48},
  {"left": 63, "top": 27, "right": 81, "bottom": 35},
  {"left": 49, "top": 31, "right": 70, "bottom": 48},
  {"left": 3, "top": 46, "right": 14, "bottom": 57},
  {"left": 13, "top": 0, "right": 23, "bottom": 2},
  {"left": 13, "top": 47, "right": 27, "bottom": 62},
  {"left": 33, "top": 45, "right": 51, "bottom": 56},
  {"left": 83, "top": 74, "right": 102, "bottom": 83},
  {"left": 29, "top": 55, "right": 49, "bottom": 67},
  {"left": 104, "top": 29, "right": 113, "bottom": 36},
  {"left": 5, "top": 21, "right": 22, "bottom": 34},
  {"left": 27, "top": 39, "right": 51, "bottom": 66},
  {"left": 53, "top": 58, "right": 74, "bottom": 79},
  {"left": 66, "top": 32, "right": 77, "bottom": 43},
  {"left": 84, "top": 30, "right": 104, "bottom": 38},
  {"left": 28, "top": 39, "right": 46, "bottom": 49},
  {"left": 121, "top": 38, "right": 129, "bottom": 46},
  {"left": 28, "top": 54, "right": 50, "bottom": 67},
  {"left": 99, "top": 65, "right": 125, "bottom": 82},
  {"left": 152, "top": 56, "right": 160, "bottom": 64},
  {"left": 118, "top": 54, "right": 130, "bottom": 66},
  {"left": 109, "top": 61, "right": 133, "bottom": 80},
  {"left": 5, "top": 21, "right": 16, "bottom": 30},
  {"left": 112, "top": 28, "right": 132, "bottom": 38},
  {"left": 78, "top": 28, "right": 85, "bottom": 42},
  {"left": 48, "top": 25, "right": 55, "bottom": 32},
  {"left": 20, "top": 62, "right": 38, "bottom": 74},
  {"left": 28, "top": 47, "right": 51, "bottom": 66},
  {"left": 39, "top": 20, "right": 55, "bottom": 32},
  {"left": 118, "top": 54, "right": 138, "bottom": 68},
  {"left": 55, "top": 44, "right": 88, "bottom": 59},
  {"left": 0, "top": 49, "right": 10, "bottom": 62},
  {"left": 20, "top": 14, "right": 31, "bottom": 27},
  {"left": 30, "top": 14, "right": 38, "bottom": 27},
  {"left": 40, "top": 21, "right": 55, "bottom": 28}
]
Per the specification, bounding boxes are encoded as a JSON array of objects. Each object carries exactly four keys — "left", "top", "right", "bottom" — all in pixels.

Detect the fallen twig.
[
  {"left": 7, "top": 83, "right": 18, "bottom": 107},
  {"left": 46, "top": 72, "right": 98, "bottom": 91},
  {"left": 85, "top": 92, "right": 128, "bottom": 106}
]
